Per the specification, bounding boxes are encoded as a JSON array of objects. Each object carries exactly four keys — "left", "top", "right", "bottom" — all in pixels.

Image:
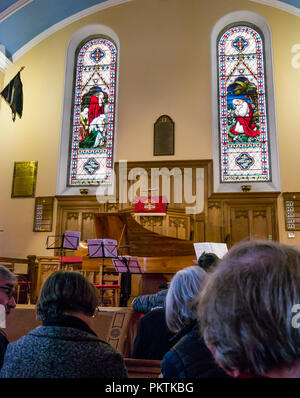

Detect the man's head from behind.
[
  {"left": 0, "top": 265, "right": 17, "bottom": 316},
  {"left": 198, "top": 240, "right": 300, "bottom": 378},
  {"left": 197, "top": 252, "right": 220, "bottom": 272}
]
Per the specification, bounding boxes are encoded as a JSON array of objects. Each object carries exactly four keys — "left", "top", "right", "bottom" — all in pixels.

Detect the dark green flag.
[{"left": 0, "top": 71, "right": 23, "bottom": 121}]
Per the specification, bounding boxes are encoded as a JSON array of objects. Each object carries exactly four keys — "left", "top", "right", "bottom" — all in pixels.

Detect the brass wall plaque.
[
  {"left": 154, "top": 115, "right": 174, "bottom": 156},
  {"left": 11, "top": 161, "right": 38, "bottom": 198}
]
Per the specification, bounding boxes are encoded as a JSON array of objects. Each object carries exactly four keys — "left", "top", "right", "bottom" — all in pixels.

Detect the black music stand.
[
  {"left": 87, "top": 239, "right": 118, "bottom": 259},
  {"left": 87, "top": 239, "right": 119, "bottom": 305},
  {"left": 46, "top": 231, "right": 81, "bottom": 269},
  {"left": 112, "top": 256, "right": 143, "bottom": 274},
  {"left": 112, "top": 256, "right": 143, "bottom": 307}
]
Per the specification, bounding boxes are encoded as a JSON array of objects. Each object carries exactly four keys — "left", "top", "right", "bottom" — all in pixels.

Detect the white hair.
[{"left": 165, "top": 266, "right": 207, "bottom": 333}]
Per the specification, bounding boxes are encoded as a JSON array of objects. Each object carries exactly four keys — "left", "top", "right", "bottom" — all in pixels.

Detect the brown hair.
[
  {"left": 198, "top": 240, "right": 300, "bottom": 376},
  {"left": 37, "top": 271, "right": 99, "bottom": 321}
]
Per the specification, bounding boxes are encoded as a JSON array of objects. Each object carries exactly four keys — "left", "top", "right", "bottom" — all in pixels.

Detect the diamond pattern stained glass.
[
  {"left": 218, "top": 26, "right": 270, "bottom": 183},
  {"left": 69, "top": 38, "right": 117, "bottom": 186}
]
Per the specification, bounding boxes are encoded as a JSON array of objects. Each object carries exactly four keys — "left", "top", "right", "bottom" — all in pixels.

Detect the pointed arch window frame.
[
  {"left": 56, "top": 24, "right": 120, "bottom": 196},
  {"left": 211, "top": 11, "right": 280, "bottom": 193}
]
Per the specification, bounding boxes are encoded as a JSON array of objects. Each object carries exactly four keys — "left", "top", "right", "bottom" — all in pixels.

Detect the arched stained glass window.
[
  {"left": 69, "top": 36, "right": 117, "bottom": 186},
  {"left": 218, "top": 24, "right": 270, "bottom": 183}
]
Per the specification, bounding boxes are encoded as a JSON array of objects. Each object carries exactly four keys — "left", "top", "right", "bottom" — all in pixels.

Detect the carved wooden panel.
[
  {"left": 252, "top": 208, "right": 271, "bottom": 240},
  {"left": 207, "top": 192, "right": 279, "bottom": 247},
  {"left": 230, "top": 208, "right": 250, "bottom": 244},
  {"left": 134, "top": 212, "right": 190, "bottom": 240},
  {"left": 168, "top": 216, "right": 189, "bottom": 239},
  {"left": 82, "top": 212, "right": 97, "bottom": 240},
  {"left": 206, "top": 201, "right": 222, "bottom": 242}
]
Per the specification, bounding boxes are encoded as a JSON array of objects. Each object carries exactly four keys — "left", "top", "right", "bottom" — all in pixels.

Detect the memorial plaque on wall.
[
  {"left": 11, "top": 161, "right": 38, "bottom": 198},
  {"left": 33, "top": 197, "right": 54, "bottom": 232},
  {"left": 154, "top": 115, "right": 174, "bottom": 156},
  {"left": 283, "top": 192, "right": 300, "bottom": 231}
]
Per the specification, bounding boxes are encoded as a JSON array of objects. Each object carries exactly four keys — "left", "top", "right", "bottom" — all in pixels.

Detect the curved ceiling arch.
[{"left": 0, "top": 0, "right": 299, "bottom": 68}]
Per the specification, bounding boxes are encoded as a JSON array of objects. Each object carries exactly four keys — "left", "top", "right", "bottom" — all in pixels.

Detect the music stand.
[
  {"left": 87, "top": 239, "right": 118, "bottom": 259},
  {"left": 112, "top": 256, "right": 143, "bottom": 307},
  {"left": 112, "top": 256, "right": 143, "bottom": 274},
  {"left": 46, "top": 230, "right": 81, "bottom": 269},
  {"left": 63, "top": 231, "right": 81, "bottom": 250},
  {"left": 87, "top": 239, "right": 119, "bottom": 305}
]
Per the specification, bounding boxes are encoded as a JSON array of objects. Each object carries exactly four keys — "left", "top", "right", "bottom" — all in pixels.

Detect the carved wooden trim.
[
  {"left": 139, "top": 216, "right": 163, "bottom": 229},
  {"left": 82, "top": 212, "right": 97, "bottom": 220},
  {"left": 208, "top": 201, "right": 221, "bottom": 209},
  {"left": 253, "top": 210, "right": 267, "bottom": 218},
  {"left": 234, "top": 210, "right": 249, "bottom": 219},
  {"left": 66, "top": 212, "right": 79, "bottom": 220},
  {"left": 169, "top": 217, "right": 188, "bottom": 229}
]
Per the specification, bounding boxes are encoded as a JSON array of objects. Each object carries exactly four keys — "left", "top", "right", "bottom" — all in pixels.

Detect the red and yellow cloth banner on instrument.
[{"left": 134, "top": 196, "right": 167, "bottom": 215}]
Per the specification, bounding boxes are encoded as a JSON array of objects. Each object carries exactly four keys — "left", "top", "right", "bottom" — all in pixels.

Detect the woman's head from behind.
[
  {"left": 37, "top": 271, "right": 99, "bottom": 321},
  {"left": 198, "top": 240, "right": 300, "bottom": 377},
  {"left": 166, "top": 266, "right": 207, "bottom": 333}
]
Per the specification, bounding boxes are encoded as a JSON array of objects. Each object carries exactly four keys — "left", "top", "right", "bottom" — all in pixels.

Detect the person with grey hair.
[
  {"left": 0, "top": 265, "right": 17, "bottom": 368},
  {"left": 161, "top": 266, "right": 229, "bottom": 378},
  {"left": 0, "top": 271, "right": 128, "bottom": 378},
  {"left": 198, "top": 240, "right": 300, "bottom": 378}
]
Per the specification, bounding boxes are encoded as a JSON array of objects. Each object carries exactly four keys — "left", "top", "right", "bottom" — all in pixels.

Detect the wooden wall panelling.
[
  {"left": 191, "top": 213, "right": 205, "bottom": 242},
  {"left": 207, "top": 192, "right": 280, "bottom": 248},
  {"left": 55, "top": 196, "right": 103, "bottom": 255},
  {"left": 206, "top": 200, "right": 222, "bottom": 243},
  {"left": 252, "top": 207, "right": 272, "bottom": 240},
  {"left": 230, "top": 207, "right": 250, "bottom": 244}
]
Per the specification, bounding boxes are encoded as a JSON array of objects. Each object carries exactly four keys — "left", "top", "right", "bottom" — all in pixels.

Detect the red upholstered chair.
[
  {"left": 94, "top": 272, "right": 121, "bottom": 307},
  {"left": 59, "top": 256, "right": 83, "bottom": 271}
]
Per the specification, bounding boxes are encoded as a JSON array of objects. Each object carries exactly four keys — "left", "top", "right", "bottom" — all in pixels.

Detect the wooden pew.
[{"left": 125, "top": 358, "right": 161, "bottom": 378}]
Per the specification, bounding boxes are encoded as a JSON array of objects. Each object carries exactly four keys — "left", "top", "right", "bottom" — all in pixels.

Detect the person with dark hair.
[
  {"left": 132, "top": 307, "right": 175, "bottom": 360},
  {"left": 0, "top": 271, "right": 128, "bottom": 378},
  {"left": 0, "top": 265, "right": 17, "bottom": 368},
  {"left": 161, "top": 266, "right": 229, "bottom": 378},
  {"left": 131, "top": 285, "right": 175, "bottom": 360},
  {"left": 198, "top": 240, "right": 300, "bottom": 378},
  {"left": 197, "top": 252, "right": 220, "bottom": 272}
]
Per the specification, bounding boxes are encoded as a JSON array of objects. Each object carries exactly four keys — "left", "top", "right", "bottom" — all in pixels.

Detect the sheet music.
[
  {"left": 87, "top": 239, "right": 118, "bottom": 258},
  {"left": 63, "top": 231, "right": 81, "bottom": 250},
  {"left": 193, "top": 242, "right": 228, "bottom": 260},
  {"left": 112, "top": 256, "right": 143, "bottom": 274},
  {"left": 103, "top": 239, "right": 118, "bottom": 258}
]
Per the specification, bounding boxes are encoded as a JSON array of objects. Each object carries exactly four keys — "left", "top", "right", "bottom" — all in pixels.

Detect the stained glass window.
[
  {"left": 69, "top": 36, "right": 117, "bottom": 186},
  {"left": 218, "top": 25, "right": 270, "bottom": 183}
]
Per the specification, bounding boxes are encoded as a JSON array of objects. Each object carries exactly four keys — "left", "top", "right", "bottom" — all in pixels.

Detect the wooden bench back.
[{"left": 125, "top": 358, "right": 161, "bottom": 378}]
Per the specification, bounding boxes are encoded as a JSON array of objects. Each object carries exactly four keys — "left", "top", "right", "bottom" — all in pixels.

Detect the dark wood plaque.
[
  {"left": 33, "top": 196, "right": 54, "bottom": 232},
  {"left": 154, "top": 115, "right": 174, "bottom": 156},
  {"left": 11, "top": 161, "right": 38, "bottom": 198},
  {"left": 283, "top": 192, "right": 300, "bottom": 231}
]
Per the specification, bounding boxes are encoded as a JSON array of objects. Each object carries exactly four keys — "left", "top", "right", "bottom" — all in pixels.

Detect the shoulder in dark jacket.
[
  {"left": 131, "top": 289, "right": 168, "bottom": 313},
  {"left": 162, "top": 324, "right": 230, "bottom": 378}
]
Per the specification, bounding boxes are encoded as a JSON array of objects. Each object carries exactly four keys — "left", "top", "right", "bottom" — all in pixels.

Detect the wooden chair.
[
  {"left": 96, "top": 271, "right": 121, "bottom": 307},
  {"left": 124, "top": 358, "right": 162, "bottom": 378}
]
